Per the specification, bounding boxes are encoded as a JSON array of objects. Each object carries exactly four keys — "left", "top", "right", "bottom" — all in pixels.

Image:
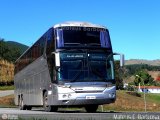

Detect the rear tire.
[
  {"left": 85, "top": 105, "right": 98, "bottom": 113},
  {"left": 43, "top": 92, "right": 58, "bottom": 112}
]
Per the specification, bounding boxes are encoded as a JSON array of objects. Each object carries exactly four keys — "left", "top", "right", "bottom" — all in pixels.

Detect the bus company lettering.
[{"left": 66, "top": 55, "right": 84, "bottom": 58}]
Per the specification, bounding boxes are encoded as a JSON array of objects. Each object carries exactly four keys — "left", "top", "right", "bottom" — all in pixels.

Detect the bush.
[
  {"left": 0, "top": 81, "right": 14, "bottom": 86},
  {"left": 126, "top": 85, "right": 135, "bottom": 91},
  {"left": 126, "top": 91, "right": 141, "bottom": 97}
]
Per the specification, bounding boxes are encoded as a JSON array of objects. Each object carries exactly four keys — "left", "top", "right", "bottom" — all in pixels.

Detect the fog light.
[
  {"left": 62, "top": 94, "right": 71, "bottom": 98},
  {"left": 68, "top": 94, "right": 71, "bottom": 98},
  {"left": 62, "top": 94, "right": 67, "bottom": 98},
  {"left": 112, "top": 93, "right": 115, "bottom": 97},
  {"left": 106, "top": 83, "right": 115, "bottom": 87}
]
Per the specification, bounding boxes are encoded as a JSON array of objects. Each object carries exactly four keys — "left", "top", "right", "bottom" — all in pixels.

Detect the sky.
[{"left": 0, "top": 0, "right": 160, "bottom": 60}]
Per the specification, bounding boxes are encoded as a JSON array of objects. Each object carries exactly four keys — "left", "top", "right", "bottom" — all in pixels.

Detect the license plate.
[{"left": 86, "top": 96, "right": 96, "bottom": 99}]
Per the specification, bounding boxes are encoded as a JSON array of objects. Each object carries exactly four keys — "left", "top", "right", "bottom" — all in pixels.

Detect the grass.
[
  {"left": 103, "top": 90, "right": 160, "bottom": 112},
  {"left": 0, "top": 94, "right": 16, "bottom": 107},
  {"left": 0, "top": 85, "right": 14, "bottom": 90},
  {"left": 145, "top": 93, "right": 160, "bottom": 103}
]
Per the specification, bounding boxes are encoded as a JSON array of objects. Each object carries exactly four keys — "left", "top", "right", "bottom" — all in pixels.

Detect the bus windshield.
[
  {"left": 56, "top": 27, "right": 112, "bottom": 49},
  {"left": 57, "top": 52, "right": 114, "bottom": 82}
]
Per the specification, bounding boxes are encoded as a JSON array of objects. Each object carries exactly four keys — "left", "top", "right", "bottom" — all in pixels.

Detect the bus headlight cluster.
[
  {"left": 109, "top": 93, "right": 115, "bottom": 98},
  {"left": 62, "top": 94, "right": 71, "bottom": 98},
  {"left": 106, "top": 83, "right": 114, "bottom": 87}
]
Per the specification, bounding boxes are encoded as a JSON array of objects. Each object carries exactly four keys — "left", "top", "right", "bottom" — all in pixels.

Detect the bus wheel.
[
  {"left": 85, "top": 105, "right": 98, "bottom": 113},
  {"left": 43, "top": 92, "right": 58, "bottom": 112},
  {"left": 19, "top": 96, "right": 26, "bottom": 110}
]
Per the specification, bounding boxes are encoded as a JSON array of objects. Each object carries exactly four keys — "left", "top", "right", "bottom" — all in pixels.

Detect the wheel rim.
[
  {"left": 44, "top": 96, "right": 48, "bottom": 108},
  {"left": 44, "top": 93, "right": 49, "bottom": 110},
  {"left": 21, "top": 100, "right": 23, "bottom": 108}
]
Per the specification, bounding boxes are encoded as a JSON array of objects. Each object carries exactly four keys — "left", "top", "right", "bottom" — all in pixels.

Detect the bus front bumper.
[{"left": 48, "top": 86, "right": 116, "bottom": 106}]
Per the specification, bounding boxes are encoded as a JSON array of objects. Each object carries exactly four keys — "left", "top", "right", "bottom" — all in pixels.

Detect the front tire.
[
  {"left": 85, "top": 105, "right": 98, "bottom": 113},
  {"left": 26, "top": 106, "right": 32, "bottom": 110},
  {"left": 43, "top": 92, "right": 58, "bottom": 112}
]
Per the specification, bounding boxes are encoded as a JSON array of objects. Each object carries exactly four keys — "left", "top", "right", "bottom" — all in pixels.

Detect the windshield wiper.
[
  {"left": 88, "top": 61, "right": 107, "bottom": 81},
  {"left": 91, "top": 69, "right": 107, "bottom": 81},
  {"left": 70, "top": 70, "right": 83, "bottom": 82}
]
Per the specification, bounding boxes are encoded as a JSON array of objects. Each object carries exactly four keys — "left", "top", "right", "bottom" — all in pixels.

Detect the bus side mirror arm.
[
  {"left": 51, "top": 52, "right": 60, "bottom": 67},
  {"left": 113, "top": 53, "right": 125, "bottom": 67}
]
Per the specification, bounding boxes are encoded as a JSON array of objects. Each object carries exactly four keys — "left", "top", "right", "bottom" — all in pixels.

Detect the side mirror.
[
  {"left": 51, "top": 52, "right": 60, "bottom": 67},
  {"left": 113, "top": 53, "right": 125, "bottom": 67}
]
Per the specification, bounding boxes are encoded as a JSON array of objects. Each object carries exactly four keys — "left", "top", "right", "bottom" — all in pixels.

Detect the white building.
[{"left": 136, "top": 86, "right": 160, "bottom": 93}]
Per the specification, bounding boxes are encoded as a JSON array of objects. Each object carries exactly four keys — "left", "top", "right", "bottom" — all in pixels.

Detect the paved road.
[
  {"left": 0, "top": 108, "right": 111, "bottom": 120},
  {"left": 0, "top": 108, "right": 160, "bottom": 120},
  {"left": 0, "top": 90, "right": 14, "bottom": 97}
]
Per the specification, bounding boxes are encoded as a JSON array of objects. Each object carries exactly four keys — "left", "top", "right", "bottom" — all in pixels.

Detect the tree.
[
  {"left": 134, "top": 70, "right": 155, "bottom": 86},
  {"left": 156, "top": 74, "right": 160, "bottom": 81},
  {"left": 8, "top": 47, "right": 21, "bottom": 62},
  {"left": 115, "top": 61, "right": 124, "bottom": 90},
  {"left": 125, "top": 64, "right": 160, "bottom": 76},
  {"left": 0, "top": 39, "right": 10, "bottom": 60},
  {"left": 0, "top": 39, "right": 21, "bottom": 62}
]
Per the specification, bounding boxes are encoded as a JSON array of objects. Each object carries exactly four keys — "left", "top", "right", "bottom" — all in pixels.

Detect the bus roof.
[
  {"left": 54, "top": 21, "right": 106, "bottom": 29},
  {"left": 15, "top": 22, "right": 106, "bottom": 63}
]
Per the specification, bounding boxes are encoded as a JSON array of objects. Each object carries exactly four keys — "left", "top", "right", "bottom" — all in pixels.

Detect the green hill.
[
  {"left": 125, "top": 59, "right": 160, "bottom": 66},
  {"left": 6, "top": 41, "right": 29, "bottom": 55},
  {"left": 0, "top": 39, "right": 29, "bottom": 62}
]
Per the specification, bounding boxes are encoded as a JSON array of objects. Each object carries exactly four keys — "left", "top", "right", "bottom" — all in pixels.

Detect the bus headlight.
[
  {"left": 109, "top": 93, "right": 115, "bottom": 98},
  {"left": 68, "top": 94, "right": 71, "bottom": 98},
  {"left": 62, "top": 94, "right": 67, "bottom": 98},
  {"left": 106, "top": 83, "right": 115, "bottom": 87},
  {"left": 62, "top": 94, "right": 71, "bottom": 98}
]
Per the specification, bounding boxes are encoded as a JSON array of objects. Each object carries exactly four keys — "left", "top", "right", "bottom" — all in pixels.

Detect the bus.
[{"left": 14, "top": 21, "right": 124, "bottom": 112}]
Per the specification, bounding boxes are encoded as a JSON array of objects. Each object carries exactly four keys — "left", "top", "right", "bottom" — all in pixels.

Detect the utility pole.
[{"left": 136, "top": 75, "right": 147, "bottom": 112}]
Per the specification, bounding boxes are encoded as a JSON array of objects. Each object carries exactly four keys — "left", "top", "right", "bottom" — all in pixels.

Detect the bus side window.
[
  {"left": 46, "top": 29, "right": 57, "bottom": 82},
  {"left": 49, "top": 54, "right": 56, "bottom": 82}
]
